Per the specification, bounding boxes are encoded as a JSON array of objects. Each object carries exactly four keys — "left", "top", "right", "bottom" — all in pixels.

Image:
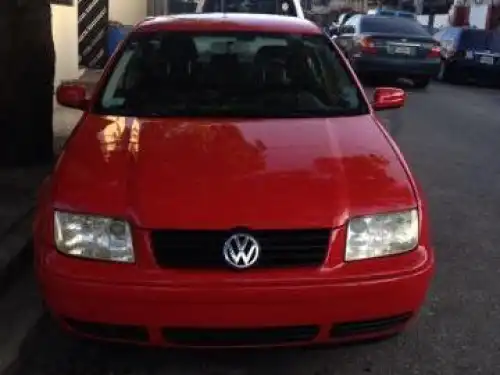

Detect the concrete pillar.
[{"left": 0, "top": 0, "right": 55, "bottom": 166}]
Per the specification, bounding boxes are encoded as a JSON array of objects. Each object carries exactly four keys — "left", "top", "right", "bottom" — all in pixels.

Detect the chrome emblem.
[{"left": 223, "top": 233, "right": 260, "bottom": 269}]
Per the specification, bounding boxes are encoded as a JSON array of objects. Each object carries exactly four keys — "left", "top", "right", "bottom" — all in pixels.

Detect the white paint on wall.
[
  {"left": 109, "top": 0, "right": 148, "bottom": 25},
  {"left": 51, "top": 3, "right": 80, "bottom": 85},
  {"left": 469, "top": 4, "right": 489, "bottom": 28}
]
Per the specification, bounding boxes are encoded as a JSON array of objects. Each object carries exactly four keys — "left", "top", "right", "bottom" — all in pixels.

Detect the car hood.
[{"left": 52, "top": 114, "right": 416, "bottom": 229}]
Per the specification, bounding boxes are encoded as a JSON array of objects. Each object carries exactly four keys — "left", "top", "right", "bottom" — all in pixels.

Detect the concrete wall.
[
  {"left": 109, "top": 0, "right": 148, "bottom": 25},
  {"left": 51, "top": 0, "right": 147, "bottom": 86},
  {"left": 51, "top": 3, "right": 80, "bottom": 85},
  {"left": 469, "top": 4, "right": 489, "bottom": 27}
]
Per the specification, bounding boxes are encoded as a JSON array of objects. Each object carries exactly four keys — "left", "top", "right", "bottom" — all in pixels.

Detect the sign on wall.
[{"left": 78, "top": 0, "right": 109, "bottom": 69}]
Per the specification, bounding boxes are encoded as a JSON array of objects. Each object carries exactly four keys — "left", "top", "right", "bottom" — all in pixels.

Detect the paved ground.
[{"left": 5, "top": 81, "right": 500, "bottom": 375}]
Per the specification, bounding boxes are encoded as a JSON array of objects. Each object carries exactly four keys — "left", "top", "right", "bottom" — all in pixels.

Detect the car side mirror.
[
  {"left": 372, "top": 87, "right": 406, "bottom": 111},
  {"left": 329, "top": 26, "right": 339, "bottom": 36},
  {"left": 56, "top": 82, "right": 89, "bottom": 111}
]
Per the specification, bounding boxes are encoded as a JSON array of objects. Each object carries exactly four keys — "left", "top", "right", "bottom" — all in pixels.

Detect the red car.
[{"left": 35, "top": 13, "right": 434, "bottom": 348}]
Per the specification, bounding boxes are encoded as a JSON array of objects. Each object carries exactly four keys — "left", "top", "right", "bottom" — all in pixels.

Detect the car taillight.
[
  {"left": 359, "top": 37, "right": 377, "bottom": 54},
  {"left": 427, "top": 45, "right": 441, "bottom": 58}
]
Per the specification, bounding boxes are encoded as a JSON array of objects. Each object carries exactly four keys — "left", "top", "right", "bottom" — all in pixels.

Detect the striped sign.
[{"left": 78, "top": 0, "right": 108, "bottom": 69}]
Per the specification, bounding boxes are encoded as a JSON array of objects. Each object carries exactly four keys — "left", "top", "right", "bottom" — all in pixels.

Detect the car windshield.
[
  {"left": 94, "top": 31, "right": 368, "bottom": 118},
  {"left": 361, "top": 16, "right": 430, "bottom": 36},
  {"left": 459, "top": 30, "right": 500, "bottom": 51},
  {"left": 200, "top": 0, "right": 297, "bottom": 16}
]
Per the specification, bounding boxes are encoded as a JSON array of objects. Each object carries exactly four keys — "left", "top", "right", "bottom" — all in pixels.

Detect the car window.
[
  {"left": 94, "top": 31, "right": 368, "bottom": 118},
  {"left": 458, "top": 29, "right": 490, "bottom": 49},
  {"left": 344, "top": 15, "right": 359, "bottom": 27},
  {"left": 433, "top": 28, "right": 447, "bottom": 40},
  {"left": 199, "top": 0, "right": 297, "bottom": 16},
  {"left": 360, "top": 16, "right": 430, "bottom": 36}
]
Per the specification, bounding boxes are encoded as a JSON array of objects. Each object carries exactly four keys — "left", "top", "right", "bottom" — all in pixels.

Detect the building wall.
[
  {"left": 51, "top": 3, "right": 80, "bottom": 86},
  {"left": 51, "top": 0, "right": 147, "bottom": 86},
  {"left": 109, "top": 0, "right": 148, "bottom": 25},
  {"left": 468, "top": 3, "right": 488, "bottom": 26}
]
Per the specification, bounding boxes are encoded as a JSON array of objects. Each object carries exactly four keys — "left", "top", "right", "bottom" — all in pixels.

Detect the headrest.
[{"left": 254, "top": 46, "right": 289, "bottom": 64}]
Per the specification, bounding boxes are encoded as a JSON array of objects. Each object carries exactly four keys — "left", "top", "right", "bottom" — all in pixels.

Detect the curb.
[
  {"left": 0, "top": 264, "right": 44, "bottom": 375},
  {"left": 0, "top": 213, "right": 35, "bottom": 297},
  {"left": 0, "top": 314, "right": 46, "bottom": 375}
]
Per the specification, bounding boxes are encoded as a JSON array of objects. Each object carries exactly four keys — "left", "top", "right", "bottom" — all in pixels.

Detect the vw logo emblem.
[{"left": 223, "top": 233, "right": 260, "bottom": 269}]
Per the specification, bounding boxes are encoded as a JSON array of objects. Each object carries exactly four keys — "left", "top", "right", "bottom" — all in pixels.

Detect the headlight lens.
[
  {"left": 345, "top": 209, "right": 419, "bottom": 261},
  {"left": 54, "top": 211, "right": 134, "bottom": 263}
]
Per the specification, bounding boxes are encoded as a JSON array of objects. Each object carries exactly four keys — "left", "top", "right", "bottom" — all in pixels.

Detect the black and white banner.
[{"left": 78, "top": 0, "right": 109, "bottom": 69}]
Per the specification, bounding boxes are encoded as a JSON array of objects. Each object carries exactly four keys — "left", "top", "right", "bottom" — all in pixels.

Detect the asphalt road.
[{"left": 10, "top": 82, "right": 500, "bottom": 375}]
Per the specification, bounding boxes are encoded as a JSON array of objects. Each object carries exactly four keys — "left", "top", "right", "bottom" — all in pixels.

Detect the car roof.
[
  {"left": 362, "top": 15, "right": 413, "bottom": 21},
  {"left": 135, "top": 13, "right": 321, "bottom": 34}
]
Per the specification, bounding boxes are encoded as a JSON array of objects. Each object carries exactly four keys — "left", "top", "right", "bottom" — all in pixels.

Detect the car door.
[{"left": 334, "top": 15, "right": 359, "bottom": 57}]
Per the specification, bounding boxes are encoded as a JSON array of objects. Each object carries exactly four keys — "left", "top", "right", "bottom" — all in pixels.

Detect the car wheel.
[{"left": 413, "top": 76, "right": 430, "bottom": 89}]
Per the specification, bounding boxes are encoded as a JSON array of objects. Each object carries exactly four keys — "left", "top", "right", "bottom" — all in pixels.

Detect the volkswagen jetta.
[{"left": 35, "top": 13, "right": 434, "bottom": 348}]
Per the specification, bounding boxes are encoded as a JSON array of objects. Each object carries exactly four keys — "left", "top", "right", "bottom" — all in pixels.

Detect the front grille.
[
  {"left": 150, "top": 229, "right": 331, "bottom": 269},
  {"left": 64, "top": 318, "right": 149, "bottom": 342},
  {"left": 329, "top": 313, "right": 413, "bottom": 338},
  {"left": 162, "top": 325, "right": 320, "bottom": 346}
]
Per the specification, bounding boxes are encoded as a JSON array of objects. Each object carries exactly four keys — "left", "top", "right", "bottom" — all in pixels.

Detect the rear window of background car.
[
  {"left": 360, "top": 16, "right": 431, "bottom": 36},
  {"left": 458, "top": 30, "right": 490, "bottom": 49},
  {"left": 201, "top": 0, "right": 297, "bottom": 16}
]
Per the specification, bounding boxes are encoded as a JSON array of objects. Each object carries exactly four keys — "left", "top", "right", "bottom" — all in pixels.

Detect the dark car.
[
  {"left": 334, "top": 15, "right": 441, "bottom": 88},
  {"left": 434, "top": 27, "right": 500, "bottom": 85}
]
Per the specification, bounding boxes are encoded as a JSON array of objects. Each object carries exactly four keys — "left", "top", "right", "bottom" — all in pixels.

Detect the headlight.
[
  {"left": 345, "top": 209, "right": 419, "bottom": 261},
  {"left": 54, "top": 211, "right": 134, "bottom": 263}
]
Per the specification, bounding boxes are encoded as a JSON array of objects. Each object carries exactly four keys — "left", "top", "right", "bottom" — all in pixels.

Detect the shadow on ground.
[{"left": 12, "top": 313, "right": 406, "bottom": 375}]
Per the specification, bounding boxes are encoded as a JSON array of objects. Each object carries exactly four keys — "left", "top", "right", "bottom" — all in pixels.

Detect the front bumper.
[
  {"left": 38, "top": 244, "right": 434, "bottom": 348},
  {"left": 352, "top": 55, "right": 440, "bottom": 77}
]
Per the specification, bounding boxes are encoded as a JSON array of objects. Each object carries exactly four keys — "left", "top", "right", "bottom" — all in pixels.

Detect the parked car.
[
  {"left": 434, "top": 27, "right": 500, "bottom": 85},
  {"left": 366, "top": 8, "right": 417, "bottom": 20},
  {"left": 334, "top": 15, "right": 441, "bottom": 88},
  {"left": 38, "top": 13, "right": 434, "bottom": 348},
  {"left": 328, "top": 11, "right": 363, "bottom": 37},
  {"left": 196, "top": 0, "right": 305, "bottom": 18}
]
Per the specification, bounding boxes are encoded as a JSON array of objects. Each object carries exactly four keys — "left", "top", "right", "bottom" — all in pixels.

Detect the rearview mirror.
[
  {"left": 56, "top": 82, "right": 89, "bottom": 111},
  {"left": 371, "top": 87, "right": 406, "bottom": 111}
]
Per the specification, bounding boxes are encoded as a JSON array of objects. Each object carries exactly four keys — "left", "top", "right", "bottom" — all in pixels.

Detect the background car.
[
  {"left": 334, "top": 15, "right": 441, "bottom": 88},
  {"left": 38, "top": 13, "right": 434, "bottom": 348},
  {"left": 434, "top": 27, "right": 500, "bottom": 85},
  {"left": 196, "top": 0, "right": 305, "bottom": 18},
  {"left": 328, "top": 11, "right": 363, "bottom": 37},
  {"left": 366, "top": 8, "right": 417, "bottom": 20}
]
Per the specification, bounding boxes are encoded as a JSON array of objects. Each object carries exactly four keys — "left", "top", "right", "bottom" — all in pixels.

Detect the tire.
[
  {"left": 413, "top": 76, "right": 431, "bottom": 89},
  {"left": 437, "top": 60, "right": 461, "bottom": 84}
]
